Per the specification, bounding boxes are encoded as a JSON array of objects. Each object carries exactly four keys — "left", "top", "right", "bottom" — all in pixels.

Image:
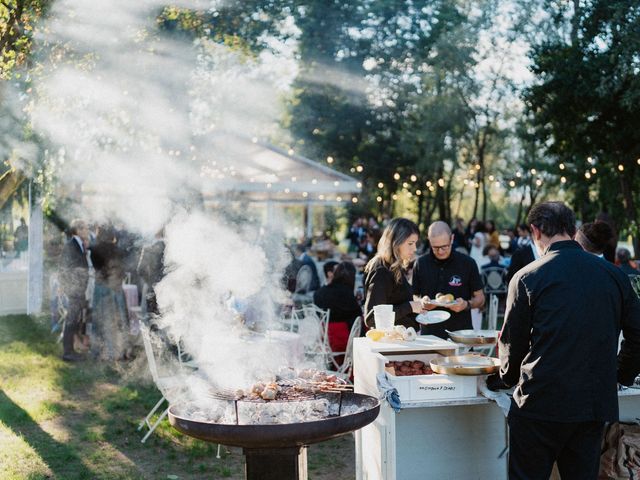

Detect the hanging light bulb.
[
  {"left": 438, "top": 178, "right": 445, "bottom": 187},
  {"left": 559, "top": 163, "right": 565, "bottom": 170},
  {"left": 585, "top": 171, "right": 591, "bottom": 179},
  {"left": 393, "top": 172, "right": 401, "bottom": 180},
  {"left": 356, "top": 182, "right": 362, "bottom": 188},
  {"left": 327, "top": 156, "right": 334, "bottom": 164},
  {"left": 410, "top": 174, "right": 417, "bottom": 182},
  {"left": 392, "top": 194, "right": 398, "bottom": 200},
  {"left": 536, "top": 179, "right": 542, "bottom": 186},
  {"left": 416, "top": 189, "right": 422, "bottom": 196},
  {"left": 591, "top": 167, "right": 596, "bottom": 174},
  {"left": 351, "top": 197, "right": 358, "bottom": 203},
  {"left": 488, "top": 175, "right": 495, "bottom": 181},
  {"left": 402, "top": 182, "right": 409, "bottom": 188},
  {"left": 618, "top": 164, "right": 625, "bottom": 172},
  {"left": 376, "top": 196, "right": 383, "bottom": 202},
  {"left": 530, "top": 168, "right": 537, "bottom": 175},
  {"left": 426, "top": 181, "right": 432, "bottom": 187},
  {"left": 356, "top": 165, "right": 364, "bottom": 173},
  {"left": 377, "top": 182, "right": 384, "bottom": 188},
  {"left": 560, "top": 176, "right": 566, "bottom": 184},
  {"left": 509, "top": 180, "right": 516, "bottom": 187}
]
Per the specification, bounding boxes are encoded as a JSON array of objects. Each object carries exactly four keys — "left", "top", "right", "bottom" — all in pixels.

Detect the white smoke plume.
[{"left": 17, "top": 0, "right": 306, "bottom": 398}]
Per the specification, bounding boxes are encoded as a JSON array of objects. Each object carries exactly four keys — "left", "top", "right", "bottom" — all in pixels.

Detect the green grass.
[{"left": 0, "top": 314, "right": 355, "bottom": 479}]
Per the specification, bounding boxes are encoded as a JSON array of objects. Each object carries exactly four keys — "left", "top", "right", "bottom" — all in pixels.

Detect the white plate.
[{"left": 416, "top": 311, "right": 451, "bottom": 325}]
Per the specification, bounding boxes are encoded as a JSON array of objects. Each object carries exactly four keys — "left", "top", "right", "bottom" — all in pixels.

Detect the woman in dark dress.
[
  {"left": 363, "top": 218, "right": 423, "bottom": 330},
  {"left": 313, "top": 261, "right": 362, "bottom": 356}
]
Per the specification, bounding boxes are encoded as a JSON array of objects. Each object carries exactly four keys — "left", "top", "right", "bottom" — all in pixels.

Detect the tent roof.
[{"left": 200, "top": 133, "right": 361, "bottom": 203}]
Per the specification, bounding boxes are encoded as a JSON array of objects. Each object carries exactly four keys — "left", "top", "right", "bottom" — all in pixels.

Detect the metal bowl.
[
  {"left": 430, "top": 354, "right": 500, "bottom": 376},
  {"left": 446, "top": 329, "right": 499, "bottom": 345}
]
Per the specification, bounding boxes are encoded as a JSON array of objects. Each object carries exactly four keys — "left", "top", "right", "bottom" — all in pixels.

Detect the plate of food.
[
  {"left": 426, "top": 293, "right": 457, "bottom": 307},
  {"left": 416, "top": 310, "right": 451, "bottom": 325}
]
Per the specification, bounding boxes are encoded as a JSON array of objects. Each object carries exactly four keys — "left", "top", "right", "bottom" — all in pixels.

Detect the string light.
[
  {"left": 402, "top": 182, "right": 409, "bottom": 188},
  {"left": 356, "top": 165, "right": 364, "bottom": 173},
  {"left": 535, "top": 179, "right": 542, "bottom": 186},
  {"left": 437, "top": 178, "right": 445, "bottom": 187},
  {"left": 474, "top": 164, "right": 481, "bottom": 170},
  {"left": 416, "top": 189, "right": 422, "bottom": 196},
  {"left": 509, "top": 180, "right": 516, "bottom": 187},
  {"left": 530, "top": 168, "right": 537, "bottom": 175},
  {"left": 637, "top": 158, "right": 640, "bottom": 165},
  {"left": 585, "top": 172, "right": 591, "bottom": 179},
  {"left": 392, "top": 194, "right": 398, "bottom": 200},
  {"left": 587, "top": 156, "right": 594, "bottom": 164},
  {"left": 302, "top": 192, "right": 308, "bottom": 197},
  {"left": 377, "top": 182, "right": 384, "bottom": 188},
  {"left": 393, "top": 172, "right": 401, "bottom": 180},
  {"left": 410, "top": 174, "right": 417, "bottom": 182},
  {"left": 352, "top": 197, "right": 358, "bottom": 203},
  {"left": 559, "top": 163, "right": 565, "bottom": 170},
  {"left": 516, "top": 172, "right": 522, "bottom": 178},
  {"left": 288, "top": 148, "right": 294, "bottom": 155},
  {"left": 463, "top": 179, "right": 469, "bottom": 185},
  {"left": 488, "top": 175, "right": 495, "bottom": 181},
  {"left": 356, "top": 182, "right": 362, "bottom": 188},
  {"left": 426, "top": 181, "right": 432, "bottom": 187},
  {"left": 428, "top": 186, "right": 435, "bottom": 192},
  {"left": 561, "top": 176, "right": 566, "bottom": 184},
  {"left": 376, "top": 196, "right": 383, "bottom": 202},
  {"left": 618, "top": 164, "right": 625, "bottom": 172},
  {"left": 336, "top": 196, "right": 342, "bottom": 202},
  {"left": 591, "top": 167, "right": 597, "bottom": 174},
  {"left": 406, "top": 191, "right": 412, "bottom": 197},
  {"left": 327, "top": 156, "right": 334, "bottom": 164}
]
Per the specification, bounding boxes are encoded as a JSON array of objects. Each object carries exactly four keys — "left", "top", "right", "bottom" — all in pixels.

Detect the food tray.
[
  {"left": 430, "top": 354, "right": 500, "bottom": 376},
  {"left": 427, "top": 299, "right": 456, "bottom": 307},
  {"left": 380, "top": 352, "right": 478, "bottom": 401},
  {"left": 446, "top": 329, "right": 499, "bottom": 345}
]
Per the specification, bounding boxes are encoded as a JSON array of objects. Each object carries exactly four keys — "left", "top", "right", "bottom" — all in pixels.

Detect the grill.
[{"left": 168, "top": 390, "right": 380, "bottom": 480}]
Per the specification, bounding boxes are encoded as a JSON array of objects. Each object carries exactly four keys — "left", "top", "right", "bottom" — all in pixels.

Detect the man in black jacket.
[
  {"left": 59, "top": 219, "right": 90, "bottom": 361},
  {"left": 498, "top": 201, "right": 640, "bottom": 480}
]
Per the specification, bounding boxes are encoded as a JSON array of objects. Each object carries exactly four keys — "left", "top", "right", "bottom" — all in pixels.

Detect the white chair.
[
  {"left": 486, "top": 294, "right": 499, "bottom": 331},
  {"left": 137, "top": 322, "right": 187, "bottom": 443},
  {"left": 329, "top": 316, "right": 363, "bottom": 381}
]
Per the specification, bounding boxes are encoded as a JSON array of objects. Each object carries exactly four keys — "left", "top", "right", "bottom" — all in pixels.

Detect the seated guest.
[
  {"left": 314, "top": 261, "right": 362, "bottom": 357},
  {"left": 575, "top": 221, "right": 614, "bottom": 257},
  {"left": 323, "top": 260, "right": 338, "bottom": 285},
  {"left": 481, "top": 245, "right": 506, "bottom": 270},
  {"left": 617, "top": 248, "right": 640, "bottom": 276}
]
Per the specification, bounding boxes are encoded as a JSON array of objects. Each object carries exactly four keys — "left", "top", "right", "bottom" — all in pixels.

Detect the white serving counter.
[{"left": 353, "top": 336, "right": 640, "bottom": 480}]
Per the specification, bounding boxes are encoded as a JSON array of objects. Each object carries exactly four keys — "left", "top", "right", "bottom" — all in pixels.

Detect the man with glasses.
[{"left": 413, "top": 221, "right": 485, "bottom": 338}]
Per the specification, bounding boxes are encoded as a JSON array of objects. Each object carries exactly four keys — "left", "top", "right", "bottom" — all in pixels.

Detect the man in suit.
[
  {"left": 505, "top": 241, "right": 537, "bottom": 284},
  {"left": 59, "top": 219, "right": 90, "bottom": 361},
  {"left": 497, "top": 201, "right": 640, "bottom": 479}
]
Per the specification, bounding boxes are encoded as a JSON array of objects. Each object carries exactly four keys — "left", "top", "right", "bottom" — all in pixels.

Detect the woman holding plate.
[{"left": 363, "top": 217, "right": 424, "bottom": 331}]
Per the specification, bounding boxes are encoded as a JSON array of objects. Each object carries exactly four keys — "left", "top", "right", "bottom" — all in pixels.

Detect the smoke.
[{"left": 18, "top": 0, "right": 307, "bottom": 397}]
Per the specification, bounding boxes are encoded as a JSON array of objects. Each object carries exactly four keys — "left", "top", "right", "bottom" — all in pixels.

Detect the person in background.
[
  {"left": 486, "top": 220, "right": 500, "bottom": 249},
  {"left": 452, "top": 217, "right": 467, "bottom": 253},
  {"left": 616, "top": 248, "right": 640, "bottom": 276},
  {"left": 506, "top": 238, "right": 538, "bottom": 285},
  {"left": 495, "top": 201, "right": 640, "bottom": 480},
  {"left": 358, "top": 231, "right": 377, "bottom": 262},
  {"left": 322, "top": 260, "right": 338, "bottom": 285},
  {"left": 14, "top": 217, "right": 28, "bottom": 254},
  {"left": 137, "top": 228, "right": 165, "bottom": 315},
  {"left": 596, "top": 211, "right": 618, "bottom": 263},
  {"left": 91, "top": 224, "right": 128, "bottom": 360},
  {"left": 59, "top": 219, "right": 90, "bottom": 362},
  {"left": 469, "top": 221, "right": 487, "bottom": 270},
  {"left": 575, "top": 221, "right": 615, "bottom": 257},
  {"left": 413, "top": 221, "right": 485, "bottom": 338},
  {"left": 313, "top": 261, "right": 362, "bottom": 361},
  {"left": 516, "top": 224, "right": 532, "bottom": 249},
  {"left": 293, "top": 243, "right": 321, "bottom": 292},
  {"left": 363, "top": 218, "right": 423, "bottom": 331},
  {"left": 481, "top": 245, "right": 506, "bottom": 270}
]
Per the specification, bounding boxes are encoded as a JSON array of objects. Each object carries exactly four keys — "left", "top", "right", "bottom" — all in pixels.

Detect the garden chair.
[
  {"left": 137, "top": 322, "right": 188, "bottom": 443},
  {"left": 329, "top": 316, "right": 363, "bottom": 381}
]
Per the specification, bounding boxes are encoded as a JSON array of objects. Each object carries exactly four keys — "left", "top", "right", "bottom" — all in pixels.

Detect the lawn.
[{"left": 0, "top": 315, "right": 355, "bottom": 479}]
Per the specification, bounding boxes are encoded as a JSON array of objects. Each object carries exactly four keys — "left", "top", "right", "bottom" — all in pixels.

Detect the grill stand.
[{"left": 244, "top": 446, "right": 307, "bottom": 480}]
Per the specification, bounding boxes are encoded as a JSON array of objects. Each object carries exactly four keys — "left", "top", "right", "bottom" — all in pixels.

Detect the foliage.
[
  {"left": 524, "top": 0, "right": 640, "bottom": 239},
  {"left": 0, "top": 0, "right": 51, "bottom": 80}
]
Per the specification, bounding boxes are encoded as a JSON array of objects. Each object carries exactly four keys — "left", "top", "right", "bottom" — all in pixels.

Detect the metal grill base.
[{"left": 244, "top": 446, "right": 307, "bottom": 480}]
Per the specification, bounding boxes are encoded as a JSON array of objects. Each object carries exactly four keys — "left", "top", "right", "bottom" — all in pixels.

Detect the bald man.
[{"left": 412, "top": 221, "right": 485, "bottom": 338}]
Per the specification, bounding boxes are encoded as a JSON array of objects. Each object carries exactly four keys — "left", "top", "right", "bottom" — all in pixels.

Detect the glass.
[{"left": 431, "top": 243, "right": 451, "bottom": 252}]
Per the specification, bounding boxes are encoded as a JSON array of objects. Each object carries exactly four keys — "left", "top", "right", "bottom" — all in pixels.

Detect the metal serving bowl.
[{"left": 430, "top": 354, "right": 500, "bottom": 376}]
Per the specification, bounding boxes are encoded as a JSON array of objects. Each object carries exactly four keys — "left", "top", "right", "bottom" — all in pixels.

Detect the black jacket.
[
  {"left": 363, "top": 260, "right": 419, "bottom": 330},
  {"left": 499, "top": 240, "right": 640, "bottom": 422},
  {"left": 313, "top": 283, "right": 362, "bottom": 328},
  {"left": 506, "top": 244, "right": 536, "bottom": 285},
  {"left": 59, "top": 237, "right": 89, "bottom": 299}
]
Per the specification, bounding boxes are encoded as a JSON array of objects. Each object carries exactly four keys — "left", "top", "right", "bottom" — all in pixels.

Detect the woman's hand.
[{"left": 447, "top": 298, "right": 468, "bottom": 313}]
